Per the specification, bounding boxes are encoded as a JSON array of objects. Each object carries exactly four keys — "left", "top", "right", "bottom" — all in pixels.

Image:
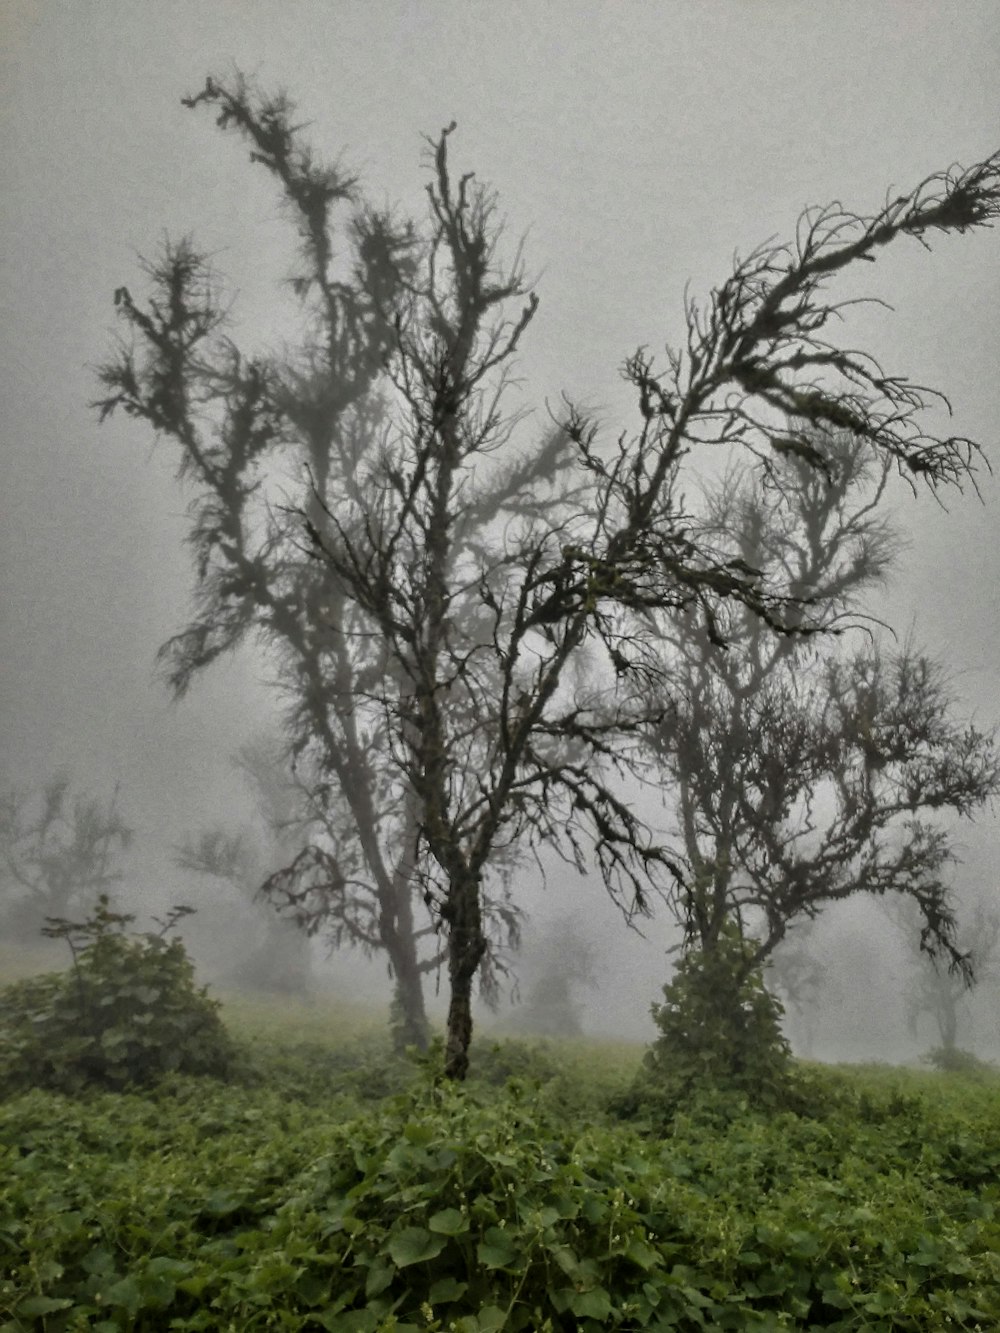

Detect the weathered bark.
[{"left": 443, "top": 875, "right": 488, "bottom": 1080}]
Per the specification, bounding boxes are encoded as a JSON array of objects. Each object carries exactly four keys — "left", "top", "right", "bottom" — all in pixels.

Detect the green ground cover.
[{"left": 2, "top": 991, "right": 999, "bottom": 1332}]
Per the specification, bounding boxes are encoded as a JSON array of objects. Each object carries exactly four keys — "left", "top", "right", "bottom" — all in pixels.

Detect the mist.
[{"left": 3, "top": 1, "right": 999, "bottom": 1074}]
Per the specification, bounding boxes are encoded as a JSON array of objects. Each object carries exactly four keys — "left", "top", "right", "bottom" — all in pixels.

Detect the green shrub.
[
  {"left": 922, "top": 1045, "right": 995, "bottom": 1079},
  {"left": 467, "top": 1036, "right": 563, "bottom": 1088},
  {"left": 622, "top": 922, "right": 798, "bottom": 1121},
  {"left": 232, "top": 1029, "right": 415, "bottom": 1105},
  {"left": 0, "top": 895, "right": 235, "bottom": 1094}
]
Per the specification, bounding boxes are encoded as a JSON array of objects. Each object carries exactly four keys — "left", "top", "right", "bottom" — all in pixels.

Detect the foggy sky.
[{"left": 2, "top": 1, "right": 999, "bottom": 1040}]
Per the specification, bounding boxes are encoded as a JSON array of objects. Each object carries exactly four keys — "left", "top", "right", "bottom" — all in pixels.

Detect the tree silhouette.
[
  {"left": 0, "top": 774, "right": 132, "bottom": 940},
  {"left": 887, "top": 892, "right": 1000, "bottom": 1057},
  {"left": 174, "top": 739, "right": 316, "bottom": 998},
  {"left": 642, "top": 434, "right": 998, "bottom": 1076}
]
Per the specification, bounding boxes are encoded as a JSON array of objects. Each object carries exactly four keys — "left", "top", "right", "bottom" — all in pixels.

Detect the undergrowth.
[
  {"left": 0, "top": 897, "right": 234, "bottom": 1095},
  {"left": 2, "top": 1020, "right": 1000, "bottom": 1331}
]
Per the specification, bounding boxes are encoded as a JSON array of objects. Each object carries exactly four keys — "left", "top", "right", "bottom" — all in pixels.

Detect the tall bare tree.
[
  {"left": 96, "top": 69, "right": 1000, "bottom": 1075},
  {"left": 95, "top": 77, "right": 530, "bottom": 1050},
  {"left": 644, "top": 433, "right": 999, "bottom": 1026}
]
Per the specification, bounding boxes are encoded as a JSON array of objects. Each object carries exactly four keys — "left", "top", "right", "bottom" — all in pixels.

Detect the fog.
[{"left": 2, "top": 1, "right": 999, "bottom": 1066}]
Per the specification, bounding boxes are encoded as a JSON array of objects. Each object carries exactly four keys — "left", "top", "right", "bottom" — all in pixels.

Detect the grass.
[
  {"left": 0, "top": 941, "right": 63, "bottom": 985},
  {"left": 220, "top": 988, "right": 392, "bottom": 1047},
  {"left": 3, "top": 960, "right": 1000, "bottom": 1331}
]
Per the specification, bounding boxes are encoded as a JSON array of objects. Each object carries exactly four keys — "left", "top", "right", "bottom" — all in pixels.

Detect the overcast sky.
[{"left": 2, "top": 2, "right": 999, "bottom": 1027}]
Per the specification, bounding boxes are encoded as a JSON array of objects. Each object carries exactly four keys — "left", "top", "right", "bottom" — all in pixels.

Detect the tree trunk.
[
  {"left": 389, "top": 922, "right": 431, "bottom": 1053},
  {"left": 380, "top": 828, "right": 432, "bottom": 1053},
  {"left": 937, "top": 979, "right": 959, "bottom": 1051},
  {"left": 443, "top": 874, "right": 487, "bottom": 1080}
]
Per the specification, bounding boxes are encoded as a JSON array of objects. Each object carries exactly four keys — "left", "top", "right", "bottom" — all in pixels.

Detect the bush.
[
  {"left": 233, "top": 1029, "right": 415, "bottom": 1105},
  {"left": 0, "top": 895, "right": 235, "bottom": 1094},
  {"left": 621, "top": 922, "right": 797, "bottom": 1121},
  {"left": 922, "top": 1045, "right": 995, "bottom": 1079},
  {"left": 467, "top": 1036, "right": 564, "bottom": 1088}
]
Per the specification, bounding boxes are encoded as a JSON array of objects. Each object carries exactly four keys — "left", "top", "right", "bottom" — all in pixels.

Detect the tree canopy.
[{"left": 644, "top": 432, "right": 998, "bottom": 1017}]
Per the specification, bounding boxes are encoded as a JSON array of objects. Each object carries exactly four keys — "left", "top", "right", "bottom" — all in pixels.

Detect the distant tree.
[
  {"left": 96, "top": 68, "right": 1000, "bottom": 1076},
  {"left": 887, "top": 893, "right": 1000, "bottom": 1056},
  {"left": 766, "top": 919, "right": 828, "bottom": 1057},
  {"left": 0, "top": 774, "right": 132, "bottom": 941},
  {"left": 642, "top": 433, "right": 1000, "bottom": 1083},
  {"left": 508, "top": 916, "right": 598, "bottom": 1038},
  {"left": 175, "top": 824, "right": 314, "bottom": 999}
]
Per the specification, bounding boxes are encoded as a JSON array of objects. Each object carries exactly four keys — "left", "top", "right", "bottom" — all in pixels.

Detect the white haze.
[{"left": 2, "top": 0, "right": 999, "bottom": 1062}]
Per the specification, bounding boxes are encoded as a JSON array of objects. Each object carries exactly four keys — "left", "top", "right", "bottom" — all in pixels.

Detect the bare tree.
[
  {"left": 507, "top": 914, "right": 599, "bottom": 1039},
  {"left": 175, "top": 739, "right": 316, "bottom": 997},
  {"left": 766, "top": 919, "right": 828, "bottom": 1057},
  {"left": 644, "top": 434, "right": 999, "bottom": 1020},
  {"left": 95, "top": 68, "right": 1000, "bottom": 1076},
  {"left": 0, "top": 774, "right": 132, "bottom": 939},
  {"left": 94, "top": 77, "right": 532, "bottom": 1050},
  {"left": 887, "top": 893, "right": 1000, "bottom": 1056}
]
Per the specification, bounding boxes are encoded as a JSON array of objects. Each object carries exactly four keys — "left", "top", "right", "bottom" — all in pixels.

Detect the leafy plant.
[
  {"left": 466, "top": 1037, "right": 564, "bottom": 1090},
  {"left": 632, "top": 922, "right": 795, "bottom": 1117},
  {"left": 0, "top": 895, "right": 235, "bottom": 1094},
  {"left": 4, "top": 1057, "right": 1000, "bottom": 1331}
]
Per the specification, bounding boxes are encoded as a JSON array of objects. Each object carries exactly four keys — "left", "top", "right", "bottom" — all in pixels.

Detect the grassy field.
[{"left": 2, "top": 981, "right": 1000, "bottom": 1331}]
